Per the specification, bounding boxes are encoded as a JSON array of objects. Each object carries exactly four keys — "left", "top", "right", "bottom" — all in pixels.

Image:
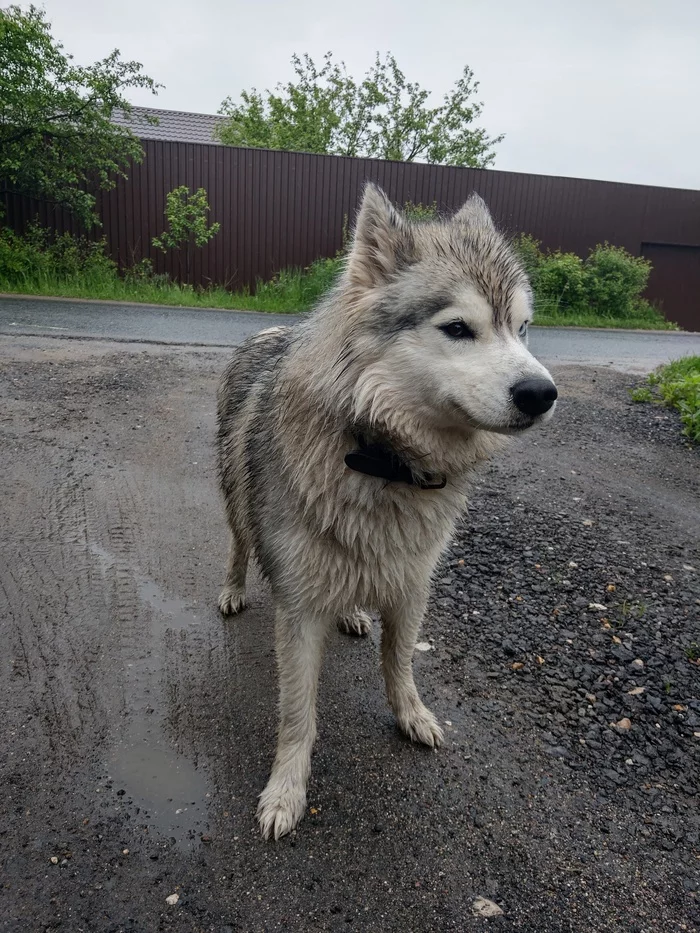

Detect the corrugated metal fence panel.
[{"left": 3, "top": 140, "right": 700, "bottom": 327}]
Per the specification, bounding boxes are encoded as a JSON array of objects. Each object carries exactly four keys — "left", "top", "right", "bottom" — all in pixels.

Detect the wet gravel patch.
[{"left": 1, "top": 346, "right": 698, "bottom": 932}]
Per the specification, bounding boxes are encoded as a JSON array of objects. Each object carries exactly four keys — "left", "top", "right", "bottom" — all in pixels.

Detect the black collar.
[{"left": 344, "top": 435, "right": 446, "bottom": 490}]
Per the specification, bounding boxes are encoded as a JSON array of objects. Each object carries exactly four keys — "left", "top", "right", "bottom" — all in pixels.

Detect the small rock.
[
  {"left": 627, "top": 687, "right": 645, "bottom": 696},
  {"left": 165, "top": 893, "right": 180, "bottom": 906},
  {"left": 472, "top": 896, "right": 504, "bottom": 918},
  {"left": 122, "top": 848, "right": 129, "bottom": 855},
  {"left": 415, "top": 642, "right": 433, "bottom": 652},
  {"left": 582, "top": 520, "right": 595, "bottom": 527},
  {"left": 50, "top": 856, "right": 59, "bottom": 865},
  {"left": 612, "top": 718, "right": 632, "bottom": 731},
  {"left": 589, "top": 603, "right": 607, "bottom": 611},
  {"left": 631, "top": 658, "right": 644, "bottom": 670}
]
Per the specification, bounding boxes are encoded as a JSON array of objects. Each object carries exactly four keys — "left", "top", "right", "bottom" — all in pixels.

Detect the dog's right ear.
[{"left": 346, "top": 184, "right": 415, "bottom": 289}]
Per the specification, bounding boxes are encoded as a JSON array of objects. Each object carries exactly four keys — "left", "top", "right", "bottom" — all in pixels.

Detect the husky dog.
[{"left": 216, "top": 184, "right": 557, "bottom": 839}]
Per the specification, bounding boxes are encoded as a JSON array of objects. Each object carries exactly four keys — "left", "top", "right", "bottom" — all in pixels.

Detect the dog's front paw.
[
  {"left": 257, "top": 775, "right": 307, "bottom": 840},
  {"left": 218, "top": 585, "right": 247, "bottom": 616},
  {"left": 395, "top": 700, "right": 444, "bottom": 748},
  {"left": 337, "top": 609, "right": 373, "bottom": 637}
]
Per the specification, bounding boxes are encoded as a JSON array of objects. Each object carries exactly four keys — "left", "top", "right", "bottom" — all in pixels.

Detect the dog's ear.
[
  {"left": 347, "top": 183, "right": 415, "bottom": 288},
  {"left": 453, "top": 193, "right": 496, "bottom": 230}
]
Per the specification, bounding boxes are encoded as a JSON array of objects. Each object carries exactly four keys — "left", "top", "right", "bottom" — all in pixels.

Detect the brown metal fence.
[{"left": 3, "top": 139, "right": 700, "bottom": 329}]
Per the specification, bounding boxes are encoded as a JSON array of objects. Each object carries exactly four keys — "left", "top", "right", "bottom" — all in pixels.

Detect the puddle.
[
  {"left": 137, "top": 578, "right": 201, "bottom": 632},
  {"left": 106, "top": 716, "right": 209, "bottom": 848},
  {"left": 89, "top": 541, "right": 210, "bottom": 849}
]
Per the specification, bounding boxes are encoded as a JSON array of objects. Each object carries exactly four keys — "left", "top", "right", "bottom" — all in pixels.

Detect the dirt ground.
[{"left": 1, "top": 334, "right": 698, "bottom": 933}]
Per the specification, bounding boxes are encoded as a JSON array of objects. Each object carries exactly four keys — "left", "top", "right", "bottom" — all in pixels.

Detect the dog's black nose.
[{"left": 511, "top": 378, "right": 558, "bottom": 416}]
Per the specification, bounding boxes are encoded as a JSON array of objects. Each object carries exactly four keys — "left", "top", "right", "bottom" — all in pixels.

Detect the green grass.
[
  {"left": 630, "top": 355, "right": 700, "bottom": 443},
  {"left": 2, "top": 269, "right": 676, "bottom": 330},
  {"left": 0, "top": 257, "right": 341, "bottom": 314},
  {"left": 532, "top": 296, "right": 675, "bottom": 331}
]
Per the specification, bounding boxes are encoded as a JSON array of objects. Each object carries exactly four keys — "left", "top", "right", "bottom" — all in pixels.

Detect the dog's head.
[{"left": 339, "top": 184, "right": 557, "bottom": 436}]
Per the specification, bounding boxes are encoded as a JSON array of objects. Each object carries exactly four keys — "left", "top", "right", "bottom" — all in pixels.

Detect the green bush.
[
  {"left": 511, "top": 233, "right": 543, "bottom": 281},
  {"left": 511, "top": 233, "right": 670, "bottom": 328},
  {"left": 0, "top": 223, "right": 115, "bottom": 285},
  {"left": 536, "top": 250, "right": 589, "bottom": 316},
  {"left": 631, "top": 356, "right": 700, "bottom": 443},
  {"left": 584, "top": 243, "right": 651, "bottom": 319}
]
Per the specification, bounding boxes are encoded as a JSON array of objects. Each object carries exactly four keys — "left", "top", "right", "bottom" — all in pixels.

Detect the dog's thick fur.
[{"left": 216, "top": 185, "right": 557, "bottom": 839}]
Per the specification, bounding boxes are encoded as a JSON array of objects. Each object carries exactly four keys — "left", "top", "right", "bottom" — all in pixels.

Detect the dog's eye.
[
  {"left": 441, "top": 321, "right": 475, "bottom": 340},
  {"left": 518, "top": 321, "right": 529, "bottom": 338}
]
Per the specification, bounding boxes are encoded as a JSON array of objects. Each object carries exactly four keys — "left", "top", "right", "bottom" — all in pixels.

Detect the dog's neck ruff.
[{"left": 344, "top": 434, "right": 447, "bottom": 490}]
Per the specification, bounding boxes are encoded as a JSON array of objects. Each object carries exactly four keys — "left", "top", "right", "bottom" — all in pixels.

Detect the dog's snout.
[{"left": 511, "top": 378, "right": 558, "bottom": 416}]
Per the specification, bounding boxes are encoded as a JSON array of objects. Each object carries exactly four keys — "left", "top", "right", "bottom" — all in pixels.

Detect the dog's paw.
[
  {"left": 395, "top": 701, "right": 444, "bottom": 749},
  {"left": 336, "top": 609, "right": 373, "bottom": 637},
  {"left": 218, "top": 585, "right": 247, "bottom": 616},
  {"left": 257, "top": 776, "right": 306, "bottom": 840}
]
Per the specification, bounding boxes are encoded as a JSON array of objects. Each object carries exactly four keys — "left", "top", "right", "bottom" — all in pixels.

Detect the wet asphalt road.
[
  {"left": 1, "top": 294, "right": 700, "bottom": 371},
  {"left": 1, "top": 305, "right": 699, "bottom": 932}
]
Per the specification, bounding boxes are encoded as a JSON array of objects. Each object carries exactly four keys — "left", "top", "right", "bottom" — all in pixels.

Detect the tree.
[
  {"left": 152, "top": 186, "right": 220, "bottom": 284},
  {"left": 0, "top": 5, "right": 160, "bottom": 224},
  {"left": 216, "top": 52, "right": 503, "bottom": 168}
]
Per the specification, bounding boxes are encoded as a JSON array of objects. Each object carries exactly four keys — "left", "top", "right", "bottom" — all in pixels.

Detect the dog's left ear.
[
  {"left": 347, "top": 183, "right": 415, "bottom": 289},
  {"left": 453, "top": 193, "right": 496, "bottom": 231}
]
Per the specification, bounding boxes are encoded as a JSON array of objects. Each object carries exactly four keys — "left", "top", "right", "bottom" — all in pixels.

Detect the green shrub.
[
  {"left": 656, "top": 357, "right": 700, "bottom": 443},
  {"left": 536, "top": 250, "right": 589, "bottom": 316},
  {"left": 511, "top": 233, "right": 544, "bottom": 281},
  {"left": 403, "top": 200, "right": 438, "bottom": 222},
  {"left": 0, "top": 223, "right": 115, "bottom": 285},
  {"left": 633, "top": 356, "right": 700, "bottom": 443},
  {"left": 583, "top": 244, "right": 651, "bottom": 319}
]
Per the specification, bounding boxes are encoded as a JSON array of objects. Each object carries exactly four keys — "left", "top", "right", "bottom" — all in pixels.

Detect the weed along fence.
[{"left": 3, "top": 139, "right": 700, "bottom": 330}]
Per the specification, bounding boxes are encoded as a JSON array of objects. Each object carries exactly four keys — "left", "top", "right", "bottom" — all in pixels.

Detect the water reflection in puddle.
[{"left": 90, "top": 542, "right": 210, "bottom": 849}]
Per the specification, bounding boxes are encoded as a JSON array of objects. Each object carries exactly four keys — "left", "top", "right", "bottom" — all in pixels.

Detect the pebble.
[
  {"left": 472, "top": 897, "right": 504, "bottom": 918},
  {"left": 49, "top": 856, "right": 58, "bottom": 865},
  {"left": 612, "top": 718, "right": 632, "bottom": 731},
  {"left": 415, "top": 642, "right": 433, "bottom": 652},
  {"left": 631, "top": 658, "right": 645, "bottom": 670},
  {"left": 165, "top": 893, "right": 180, "bottom": 906}
]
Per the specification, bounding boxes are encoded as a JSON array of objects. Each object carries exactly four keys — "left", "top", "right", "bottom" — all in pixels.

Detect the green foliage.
[
  {"left": 631, "top": 357, "right": 700, "bottom": 443},
  {"left": 584, "top": 244, "right": 651, "bottom": 319},
  {"left": 152, "top": 187, "right": 220, "bottom": 252},
  {"left": 511, "top": 234, "right": 543, "bottom": 280},
  {"left": 0, "top": 223, "right": 115, "bottom": 283},
  {"left": 629, "top": 386, "right": 655, "bottom": 403},
  {"left": 655, "top": 356, "right": 700, "bottom": 443},
  {"left": 151, "top": 186, "right": 220, "bottom": 283},
  {"left": 536, "top": 251, "right": 589, "bottom": 316},
  {"left": 512, "top": 234, "right": 670, "bottom": 328},
  {"left": 0, "top": 5, "right": 160, "bottom": 224},
  {"left": 402, "top": 200, "right": 438, "bottom": 222},
  {"left": 217, "top": 52, "right": 503, "bottom": 168},
  {"left": 244, "top": 257, "right": 342, "bottom": 312},
  {"left": 0, "top": 224, "right": 340, "bottom": 313}
]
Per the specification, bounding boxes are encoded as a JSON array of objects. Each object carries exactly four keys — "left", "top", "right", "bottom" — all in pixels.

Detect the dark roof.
[{"left": 112, "top": 106, "right": 225, "bottom": 144}]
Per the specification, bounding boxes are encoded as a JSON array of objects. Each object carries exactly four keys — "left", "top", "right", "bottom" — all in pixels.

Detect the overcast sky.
[{"left": 44, "top": 0, "right": 700, "bottom": 189}]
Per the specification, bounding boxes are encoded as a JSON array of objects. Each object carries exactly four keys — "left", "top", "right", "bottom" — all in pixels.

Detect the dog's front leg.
[
  {"left": 257, "top": 604, "right": 329, "bottom": 840},
  {"left": 381, "top": 594, "right": 444, "bottom": 748}
]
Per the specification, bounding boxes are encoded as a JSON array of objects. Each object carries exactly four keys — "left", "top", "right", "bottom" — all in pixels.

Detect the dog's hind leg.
[
  {"left": 218, "top": 529, "right": 249, "bottom": 616},
  {"left": 380, "top": 595, "right": 444, "bottom": 748},
  {"left": 336, "top": 608, "right": 372, "bottom": 637},
  {"left": 257, "top": 604, "right": 329, "bottom": 840}
]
